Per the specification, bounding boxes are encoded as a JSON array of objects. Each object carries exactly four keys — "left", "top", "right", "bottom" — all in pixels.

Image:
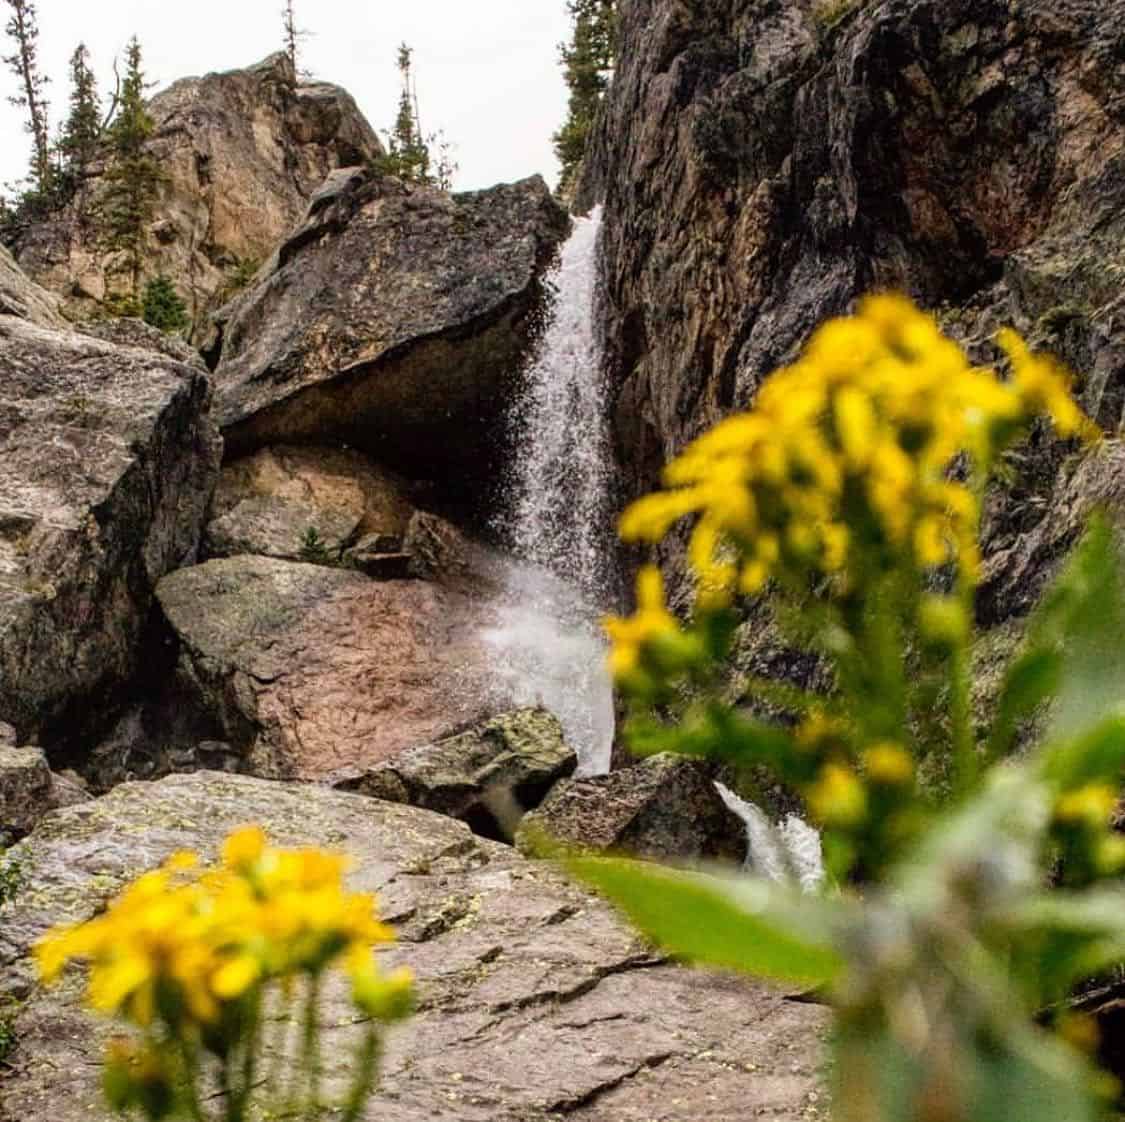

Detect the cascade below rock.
[{"left": 484, "top": 208, "right": 617, "bottom": 775}]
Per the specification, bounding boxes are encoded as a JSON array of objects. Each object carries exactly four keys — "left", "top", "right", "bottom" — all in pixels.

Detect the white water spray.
[{"left": 484, "top": 209, "right": 616, "bottom": 775}]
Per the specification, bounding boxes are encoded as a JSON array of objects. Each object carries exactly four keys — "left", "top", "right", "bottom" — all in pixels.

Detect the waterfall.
[
  {"left": 484, "top": 208, "right": 616, "bottom": 775},
  {"left": 484, "top": 209, "right": 825, "bottom": 889}
]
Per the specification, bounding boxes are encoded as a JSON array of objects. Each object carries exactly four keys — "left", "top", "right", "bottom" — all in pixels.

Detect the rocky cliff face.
[
  {"left": 581, "top": 0, "right": 1125, "bottom": 617},
  {"left": 212, "top": 170, "right": 569, "bottom": 503},
  {"left": 9, "top": 53, "right": 382, "bottom": 337}
]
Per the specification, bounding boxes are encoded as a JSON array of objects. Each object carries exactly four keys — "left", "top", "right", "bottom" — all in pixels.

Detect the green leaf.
[
  {"left": 568, "top": 856, "right": 846, "bottom": 988},
  {"left": 1003, "top": 886, "right": 1125, "bottom": 995},
  {"left": 986, "top": 648, "right": 1062, "bottom": 764},
  {"left": 1030, "top": 514, "right": 1125, "bottom": 745},
  {"left": 1040, "top": 713, "right": 1125, "bottom": 790}
]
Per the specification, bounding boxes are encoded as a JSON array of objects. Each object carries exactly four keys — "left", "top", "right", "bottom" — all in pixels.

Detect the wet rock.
[
  {"left": 0, "top": 316, "right": 222, "bottom": 745},
  {"left": 0, "top": 771, "right": 826, "bottom": 1121},
  {"left": 404, "top": 510, "right": 473, "bottom": 582},
  {"left": 155, "top": 556, "right": 494, "bottom": 781},
  {"left": 11, "top": 53, "right": 383, "bottom": 337},
  {"left": 518, "top": 753, "right": 747, "bottom": 866},
  {"left": 339, "top": 708, "right": 577, "bottom": 841},
  {"left": 212, "top": 172, "right": 569, "bottom": 498}
]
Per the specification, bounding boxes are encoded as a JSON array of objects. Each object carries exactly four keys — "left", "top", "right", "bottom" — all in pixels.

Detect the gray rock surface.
[
  {"left": 77, "top": 318, "right": 206, "bottom": 368},
  {"left": 339, "top": 708, "right": 577, "bottom": 841},
  {"left": 0, "top": 245, "right": 64, "bottom": 328},
  {"left": 0, "top": 771, "right": 826, "bottom": 1121},
  {"left": 155, "top": 556, "right": 496, "bottom": 780},
  {"left": 0, "top": 316, "right": 221, "bottom": 744},
  {"left": 212, "top": 172, "right": 569, "bottom": 496},
  {"left": 10, "top": 52, "right": 383, "bottom": 337},
  {"left": 0, "top": 746, "right": 52, "bottom": 835},
  {"left": 0, "top": 746, "right": 89, "bottom": 836},
  {"left": 518, "top": 754, "right": 748, "bottom": 866}
]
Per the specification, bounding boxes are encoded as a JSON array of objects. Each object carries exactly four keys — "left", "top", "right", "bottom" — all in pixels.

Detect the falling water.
[{"left": 483, "top": 208, "right": 617, "bottom": 775}]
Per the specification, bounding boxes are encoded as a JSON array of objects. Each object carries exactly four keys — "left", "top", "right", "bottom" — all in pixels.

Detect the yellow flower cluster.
[
  {"left": 1051, "top": 783, "right": 1125, "bottom": 883},
  {"left": 603, "top": 565, "right": 680, "bottom": 678},
  {"left": 616, "top": 294, "right": 1091, "bottom": 614},
  {"left": 34, "top": 826, "right": 413, "bottom": 1030}
]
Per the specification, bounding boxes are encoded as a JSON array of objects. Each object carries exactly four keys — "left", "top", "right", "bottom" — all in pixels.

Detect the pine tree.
[
  {"left": 2, "top": 0, "right": 50, "bottom": 194},
  {"left": 142, "top": 274, "right": 188, "bottom": 333},
  {"left": 552, "top": 0, "right": 616, "bottom": 197},
  {"left": 281, "top": 0, "right": 308, "bottom": 76},
  {"left": 99, "top": 36, "right": 161, "bottom": 299},
  {"left": 373, "top": 44, "right": 453, "bottom": 186},
  {"left": 58, "top": 44, "right": 101, "bottom": 214}
]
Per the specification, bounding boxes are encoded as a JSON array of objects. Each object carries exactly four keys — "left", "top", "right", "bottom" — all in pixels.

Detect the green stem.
[
  {"left": 301, "top": 974, "right": 323, "bottom": 1118},
  {"left": 339, "top": 1023, "right": 383, "bottom": 1122},
  {"left": 232, "top": 987, "right": 262, "bottom": 1122},
  {"left": 176, "top": 1036, "right": 209, "bottom": 1122},
  {"left": 263, "top": 983, "right": 293, "bottom": 1111},
  {"left": 949, "top": 621, "right": 976, "bottom": 797}
]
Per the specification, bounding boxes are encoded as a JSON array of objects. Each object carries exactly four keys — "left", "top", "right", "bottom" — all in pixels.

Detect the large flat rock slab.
[
  {"left": 0, "top": 771, "right": 827, "bottom": 1121},
  {"left": 0, "top": 316, "right": 221, "bottom": 743},
  {"left": 155, "top": 556, "right": 496, "bottom": 780},
  {"left": 212, "top": 172, "right": 569, "bottom": 494}
]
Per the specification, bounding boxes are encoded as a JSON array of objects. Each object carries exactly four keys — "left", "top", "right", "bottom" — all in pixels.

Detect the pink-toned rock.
[{"left": 155, "top": 556, "right": 494, "bottom": 781}]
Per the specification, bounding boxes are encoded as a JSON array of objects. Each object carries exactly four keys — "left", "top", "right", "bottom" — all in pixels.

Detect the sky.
[{"left": 0, "top": 0, "right": 573, "bottom": 193}]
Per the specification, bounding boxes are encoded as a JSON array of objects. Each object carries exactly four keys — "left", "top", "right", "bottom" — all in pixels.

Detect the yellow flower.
[
  {"left": 604, "top": 566, "right": 681, "bottom": 679},
  {"left": 806, "top": 763, "right": 868, "bottom": 829},
  {"left": 1054, "top": 784, "right": 1119, "bottom": 829},
  {"left": 862, "top": 742, "right": 915, "bottom": 787},
  {"left": 34, "top": 826, "right": 400, "bottom": 1035},
  {"left": 614, "top": 295, "right": 1091, "bottom": 612},
  {"left": 223, "top": 825, "right": 267, "bottom": 870}
]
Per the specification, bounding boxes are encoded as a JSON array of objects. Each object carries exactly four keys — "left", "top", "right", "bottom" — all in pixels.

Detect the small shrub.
[
  {"left": 298, "top": 527, "right": 335, "bottom": 565},
  {"left": 141, "top": 275, "right": 190, "bottom": 334},
  {"left": 0, "top": 847, "right": 27, "bottom": 906}
]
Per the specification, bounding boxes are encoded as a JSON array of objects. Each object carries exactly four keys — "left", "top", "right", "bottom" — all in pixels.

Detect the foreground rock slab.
[
  {"left": 0, "top": 772, "right": 827, "bottom": 1121},
  {"left": 212, "top": 172, "right": 569, "bottom": 494},
  {"left": 518, "top": 753, "right": 748, "bottom": 866},
  {"left": 339, "top": 708, "right": 577, "bottom": 840},
  {"left": 0, "top": 316, "right": 221, "bottom": 744},
  {"left": 155, "top": 556, "right": 495, "bottom": 780}
]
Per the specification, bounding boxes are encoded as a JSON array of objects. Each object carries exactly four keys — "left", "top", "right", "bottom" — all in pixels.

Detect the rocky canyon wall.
[{"left": 581, "top": 0, "right": 1125, "bottom": 620}]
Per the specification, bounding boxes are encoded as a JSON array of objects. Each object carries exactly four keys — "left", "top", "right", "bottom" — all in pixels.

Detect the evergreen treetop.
[
  {"left": 99, "top": 36, "right": 162, "bottom": 298},
  {"left": 553, "top": 0, "right": 616, "bottom": 197},
  {"left": 59, "top": 44, "right": 101, "bottom": 199},
  {"left": 2, "top": 0, "right": 51, "bottom": 194}
]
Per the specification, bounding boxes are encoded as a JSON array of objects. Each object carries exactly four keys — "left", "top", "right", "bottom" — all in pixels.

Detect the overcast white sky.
[{"left": 0, "top": 0, "right": 572, "bottom": 193}]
